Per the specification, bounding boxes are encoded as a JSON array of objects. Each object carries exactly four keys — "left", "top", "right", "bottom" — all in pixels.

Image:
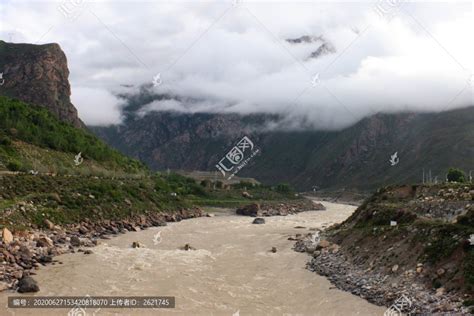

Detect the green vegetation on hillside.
[
  {"left": 0, "top": 173, "right": 301, "bottom": 230},
  {"left": 0, "top": 96, "right": 144, "bottom": 173}
]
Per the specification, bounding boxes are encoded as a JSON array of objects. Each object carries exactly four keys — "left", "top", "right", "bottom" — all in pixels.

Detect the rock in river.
[
  {"left": 252, "top": 218, "right": 265, "bottom": 224},
  {"left": 17, "top": 276, "right": 39, "bottom": 293},
  {"left": 180, "top": 244, "right": 196, "bottom": 251}
]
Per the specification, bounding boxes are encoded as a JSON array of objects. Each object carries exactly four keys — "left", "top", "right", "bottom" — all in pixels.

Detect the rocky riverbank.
[
  {"left": 236, "top": 200, "right": 325, "bottom": 217},
  {"left": 292, "top": 183, "right": 474, "bottom": 315},
  {"left": 293, "top": 232, "right": 469, "bottom": 314},
  {"left": 0, "top": 207, "right": 203, "bottom": 292}
]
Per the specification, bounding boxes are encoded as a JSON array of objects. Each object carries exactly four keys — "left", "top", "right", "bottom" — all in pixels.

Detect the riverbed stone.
[
  {"left": 316, "top": 240, "right": 331, "bottom": 249},
  {"left": 36, "top": 237, "right": 54, "bottom": 248},
  {"left": 237, "top": 204, "right": 261, "bottom": 217},
  {"left": 70, "top": 236, "right": 81, "bottom": 247},
  {"left": 17, "top": 276, "right": 39, "bottom": 293},
  {"left": 44, "top": 219, "right": 55, "bottom": 230},
  {"left": 2, "top": 228, "right": 13, "bottom": 244}
]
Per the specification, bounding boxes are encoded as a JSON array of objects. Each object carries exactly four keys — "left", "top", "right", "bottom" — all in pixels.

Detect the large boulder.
[
  {"left": 17, "top": 276, "right": 39, "bottom": 293},
  {"left": 252, "top": 218, "right": 265, "bottom": 224},
  {"left": 2, "top": 228, "right": 13, "bottom": 244},
  {"left": 236, "top": 204, "right": 261, "bottom": 217}
]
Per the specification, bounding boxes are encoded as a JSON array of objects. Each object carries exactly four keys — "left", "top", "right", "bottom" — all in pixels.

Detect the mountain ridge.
[{"left": 91, "top": 101, "right": 474, "bottom": 191}]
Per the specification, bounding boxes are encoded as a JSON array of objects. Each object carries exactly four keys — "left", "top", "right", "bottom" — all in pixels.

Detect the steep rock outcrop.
[{"left": 0, "top": 40, "right": 84, "bottom": 128}]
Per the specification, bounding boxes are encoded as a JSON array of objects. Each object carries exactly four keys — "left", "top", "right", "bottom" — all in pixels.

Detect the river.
[{"left": 1, "top": 201, "right": 385, "bottom": 316}]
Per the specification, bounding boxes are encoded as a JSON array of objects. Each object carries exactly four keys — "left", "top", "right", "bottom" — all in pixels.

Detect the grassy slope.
[
  {"left": 0, "top": 173, "right": 302, "bottom": 230},
  {"left": 0, "top": 96, "right": 305, "bottom": 231},
  {"left": 0, "top": 96, "right": 145, "bottom": 173},
  {"left": 327, "top": 183, "right": 474, "bottom": 302}
]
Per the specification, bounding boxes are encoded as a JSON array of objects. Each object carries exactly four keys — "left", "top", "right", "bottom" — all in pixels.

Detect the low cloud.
[
  {"left": 71, "top": 87, "right": 123, "bottom": 126},
  {"left": 1, "top": 1, "right": 472, "bottom": 128}
]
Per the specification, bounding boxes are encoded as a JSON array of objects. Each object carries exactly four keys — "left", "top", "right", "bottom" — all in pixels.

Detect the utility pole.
[{"left": 422, "top": 168, "right": 425, "bottom": 184}]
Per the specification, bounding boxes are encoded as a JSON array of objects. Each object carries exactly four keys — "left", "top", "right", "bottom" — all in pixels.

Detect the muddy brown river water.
[{"left": 0, "top": 201, "right": 385, "bottom": 316}]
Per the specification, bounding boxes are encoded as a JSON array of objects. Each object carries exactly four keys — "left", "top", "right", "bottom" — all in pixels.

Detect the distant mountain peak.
[{"left": 286, "top": 35, "right": 336, "bottom": 59}]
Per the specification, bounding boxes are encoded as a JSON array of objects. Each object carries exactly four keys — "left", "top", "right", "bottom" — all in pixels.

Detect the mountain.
[
  {"left": 0, "top": 40, "right": 84, "bottom": 128},
  {"left": 286, "top": 35, "right": 336, "bottom": 59},
  {"left": 91, "top": 94, "right": 474, "bottom": 191}
]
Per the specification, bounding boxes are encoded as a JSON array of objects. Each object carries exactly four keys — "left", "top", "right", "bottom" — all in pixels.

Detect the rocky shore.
[
  {"left": 0, "top": 207, "right": 203, "bottom": 292},
  {"left": 293, "top": 232, "right": 470, "bottom": 315},
  {"left": 236, "top": 200, "right": 325, "bottom": 217}
]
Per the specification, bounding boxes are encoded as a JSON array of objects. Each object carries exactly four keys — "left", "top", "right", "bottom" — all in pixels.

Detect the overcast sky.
[{"left": 1, "top": 0, "right": 472, "bottom": 128}]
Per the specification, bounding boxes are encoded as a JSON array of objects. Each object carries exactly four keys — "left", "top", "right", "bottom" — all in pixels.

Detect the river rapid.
[{"left": 1, "top": 201, "right": 385, "bottom": 316}]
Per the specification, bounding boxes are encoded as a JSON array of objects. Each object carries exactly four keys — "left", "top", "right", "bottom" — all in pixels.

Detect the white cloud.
[
  {"left": 1, "top": 0, "right": 472, "bottom": 127},
  {"left": 71, "top": 87, "right": 123, "bottom": 126}
]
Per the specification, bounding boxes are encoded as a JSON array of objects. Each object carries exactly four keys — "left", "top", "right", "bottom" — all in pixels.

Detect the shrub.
[
  {"left": 0, "top": 135, "right": 11, "bottom": 146},
  {"left": 276, "top": 183, "right": 291, "bottom": 193},
  {"left": 7, "top": 159, "right": 22, "bottom": 171},
  {"left": 200, "top": 180, "right": 211, "bottom": 188},
  {"left": 447, "top": 167, "right": 466, "bottom": 183}
]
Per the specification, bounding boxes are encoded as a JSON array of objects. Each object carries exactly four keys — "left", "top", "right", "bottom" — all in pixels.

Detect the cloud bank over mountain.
[{"left": 1, "top": 1, "right": 472, "bottom": 127}]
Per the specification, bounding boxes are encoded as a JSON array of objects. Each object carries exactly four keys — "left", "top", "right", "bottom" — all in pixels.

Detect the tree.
[
  {"left": 276, "top": 183, "right": 291, "bottom": 193},
  {"left": 446, "top": 168, "right": 466, "bottom": 183}
]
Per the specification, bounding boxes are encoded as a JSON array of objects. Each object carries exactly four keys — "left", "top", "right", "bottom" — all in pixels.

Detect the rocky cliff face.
[{"left": 0, "top": 40, "right": 84, "bottom": 128}]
